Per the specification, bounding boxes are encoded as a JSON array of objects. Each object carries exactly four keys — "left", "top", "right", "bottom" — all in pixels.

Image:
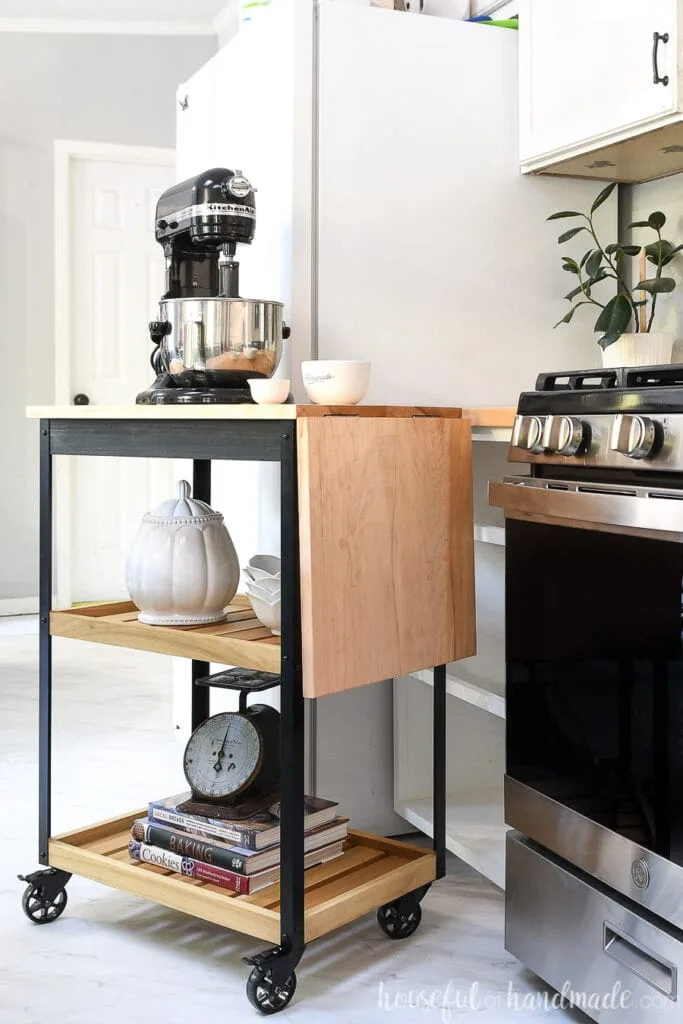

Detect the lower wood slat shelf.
[
  {"left": 48, "top": 813, "right": 436, "bottom": 944},
  {"left": 50, "top": 597, "right": 281, "bottom": 673}
]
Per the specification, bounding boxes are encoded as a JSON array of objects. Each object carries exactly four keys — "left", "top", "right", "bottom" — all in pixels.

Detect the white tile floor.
[{"left": 0, "top": 616, "right": 583, "bottom": 1024}]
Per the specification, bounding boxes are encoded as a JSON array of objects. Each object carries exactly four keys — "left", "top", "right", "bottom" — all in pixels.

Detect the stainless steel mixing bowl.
[{"left": 160, "top": 297, "right": 284, "bottom": 388}]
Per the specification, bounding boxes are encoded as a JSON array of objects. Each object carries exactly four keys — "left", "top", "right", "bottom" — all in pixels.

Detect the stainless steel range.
[{"left": 490, "top": 364, "right": 683, "bottom": 1022}]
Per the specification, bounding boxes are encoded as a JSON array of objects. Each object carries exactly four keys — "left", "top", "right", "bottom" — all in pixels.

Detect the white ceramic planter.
[
  {"left": 125, "top": 480, "right": 240, "bottom": 626},
  {"left": 601, "top": 332, "right": 674, "bottom": 369}
]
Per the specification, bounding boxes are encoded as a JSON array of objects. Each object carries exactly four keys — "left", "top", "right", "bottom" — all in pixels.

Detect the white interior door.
[{"left": 63, "top": 150, "right": 175, "bottom": 603}]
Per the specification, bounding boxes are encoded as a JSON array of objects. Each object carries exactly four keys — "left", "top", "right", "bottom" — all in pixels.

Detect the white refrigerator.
[{"left": 173, "top": 0, "right": 615, "bottom": 841}]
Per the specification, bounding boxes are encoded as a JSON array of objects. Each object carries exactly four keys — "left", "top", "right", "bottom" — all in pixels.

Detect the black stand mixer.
[{"left": 137, "top": 168, "right": 288, "bottom": 405}]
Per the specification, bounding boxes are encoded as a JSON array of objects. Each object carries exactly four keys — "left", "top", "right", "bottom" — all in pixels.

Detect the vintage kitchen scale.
[
  {"left": 137, "top": 167, "right": 289, "bottom": 405},
  {"left": 180, "top": 668, "right": 281, "bottom": 820}
]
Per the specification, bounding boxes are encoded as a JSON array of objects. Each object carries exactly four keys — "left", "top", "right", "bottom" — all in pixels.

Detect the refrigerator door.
[{"left": 316, "top": 5, "right": 617, "bottom": 407}]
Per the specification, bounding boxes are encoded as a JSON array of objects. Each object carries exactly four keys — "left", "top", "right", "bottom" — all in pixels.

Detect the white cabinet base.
[
  {"left": 393, "top": 672, "right": 506, "bottom": 888},
  {"left": 396, "top": 789, "right": 507, "bottom": 889}
]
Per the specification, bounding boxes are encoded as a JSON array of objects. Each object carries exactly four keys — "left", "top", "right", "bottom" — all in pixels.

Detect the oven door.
[{"left": 490, "top": 476, "right": 683, "bottom": 929}]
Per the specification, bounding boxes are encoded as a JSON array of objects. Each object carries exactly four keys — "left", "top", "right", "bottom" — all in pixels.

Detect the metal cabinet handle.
[
  {"left": 604, "top": 923, "right": 677, "bottom": 999},
  {"left": 653, "top": 31, "right": 670, "bottom": 86}
]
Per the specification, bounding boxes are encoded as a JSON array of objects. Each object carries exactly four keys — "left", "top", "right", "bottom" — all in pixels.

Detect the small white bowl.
[
  {"left": 248, "top": 592, "right": 281, "bottom": 635},
  {"left": 248, "top": 378, "right": 291, "bottom": 405},
  {"left": 247, "top": 554, "right": 281, "bottom": 578},
  {"left": 302, "top": 360, "right": 370, "bottom": 406},
  {"left": 246, "top": 579, "right": 281, "bottom": 602}
]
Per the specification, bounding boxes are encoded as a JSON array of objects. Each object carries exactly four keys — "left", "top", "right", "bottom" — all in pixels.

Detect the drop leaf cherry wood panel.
[{"left": 297, "top": 410, "right": 476, "bottom": 698}]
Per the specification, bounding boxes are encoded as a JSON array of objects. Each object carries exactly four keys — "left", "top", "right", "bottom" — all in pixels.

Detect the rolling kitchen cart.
[{"left": 20, "top": 404, "right": 475, "bottom": 1014}]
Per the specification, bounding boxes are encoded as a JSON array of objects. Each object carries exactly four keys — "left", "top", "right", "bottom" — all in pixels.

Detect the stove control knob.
[
  {"left": 609, "top": 414, "right": 657, "bottom": 460},
  {"left": 512, "top": 415, "right": 545, "bottom": 454},
  {"left": 542, "top": 415, "right": 585, "bottom": 456}
]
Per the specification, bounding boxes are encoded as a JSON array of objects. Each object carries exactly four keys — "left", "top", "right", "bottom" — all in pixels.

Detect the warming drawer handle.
[
  {"left": 604, "top": 923, "right": 677, "bottom": 1000},
  {"left": 488, "top": 479, "right": 683, "bottom": 538}
]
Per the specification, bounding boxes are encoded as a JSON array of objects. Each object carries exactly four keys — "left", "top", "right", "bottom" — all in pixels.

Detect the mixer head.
[{"left": 154, "top": 167, "right": 256, "bottom": 254}]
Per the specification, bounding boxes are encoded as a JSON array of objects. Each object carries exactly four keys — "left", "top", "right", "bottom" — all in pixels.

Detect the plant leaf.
[
  {"left": 561, "top": 257, "right": 580, "bottom": 273},
  {"left": 586, "top": 251, "right": 602, "bottom": 278},
  {"left": 555, "top": 307, "right": 579, "bottom": 327},
  {"left": 628, "top": 220, "right": 651, "bottom": 229},
  {"left": 547, "top": 210, "right": 583, "bottom": 220},
  {"left": 636, "top": 277, "right": 676, "bottom": 294},
  {"left": 558, "top": 226, "right": 586, "bottom": 244},
  {"left": 620, "top": 244, "right": 642, "bottom": 256},
  {"left": 604, "top": 243, "right": 620, "bottom": 255},
  {"left": 648, "top": 211, "right": 666, "bottom": 230},
  {"left": 594, "top": 293, "right": 632, "bottom": 340},
  {"left": 645, "top": 239, "right": 672, "bottom": 264},
  {"left": 659, "top": 242, "right": 683, "bottom": 266},
  {"left": 554, "top": 301, "right": 592, "bottom": 328},
  {"left": 590, "top": 270, "right": 608, "bottom": 285},
  {"left": 579, "top": 250, "right": 592, "bottom": 269},
  {"left": 564, "top": 284, "right": 584, "bottom": 301},
  {"left": 591, "top": 182, "right": 617, "bottom": 213}
]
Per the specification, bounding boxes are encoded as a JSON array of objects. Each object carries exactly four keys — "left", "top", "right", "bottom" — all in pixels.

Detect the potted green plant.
[{"left": 549, "top": 182, "right": 681, "bottom": 368}]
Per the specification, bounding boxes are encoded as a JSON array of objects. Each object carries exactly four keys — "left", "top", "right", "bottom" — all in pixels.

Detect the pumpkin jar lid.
[{"left": 142, "top": 480, "right": 224, "bottom": 525}]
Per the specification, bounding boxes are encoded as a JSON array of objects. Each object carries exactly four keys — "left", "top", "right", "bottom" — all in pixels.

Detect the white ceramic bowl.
[
  {"left": 301, "top": 360, "right": 370, "bottom": 406},
  {"left": 248, "top": 378, "right": 291, "bottom": 404},
  {"left": 247, "top": 554, "right": 281, "bottom": 578},
  {"left": 245, "top": 581, "right": 280, "bottom": 602},
  {"left": 248, "top": 591, "right": 281, "bottom": 635}
]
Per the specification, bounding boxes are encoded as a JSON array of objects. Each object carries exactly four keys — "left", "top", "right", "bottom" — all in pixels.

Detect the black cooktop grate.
[{"left": 535, "top": 364, "right": 683, "bottom": 393}]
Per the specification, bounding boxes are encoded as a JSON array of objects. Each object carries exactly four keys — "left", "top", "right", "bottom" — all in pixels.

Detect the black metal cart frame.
[{"left": 27, "top": 415, "right": 446, "bottom": 998}]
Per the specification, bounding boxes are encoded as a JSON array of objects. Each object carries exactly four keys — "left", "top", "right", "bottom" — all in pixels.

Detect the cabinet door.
[{"left": 520, "top": 0, "right": 679, "bottom": 163}]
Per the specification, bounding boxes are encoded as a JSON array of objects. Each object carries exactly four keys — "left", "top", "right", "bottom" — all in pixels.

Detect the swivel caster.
[
  {"left": 246, "top": 966, "right": 297, "bottom": 1015},
  {"left": 18, "top": 868, "right": 71, "bottom": 925},
  {"left": 377, "top": 899, "right": 422, "bottom": 939},
  {"left": 21, "top": 883, "right": 68, "bottom": 925}
]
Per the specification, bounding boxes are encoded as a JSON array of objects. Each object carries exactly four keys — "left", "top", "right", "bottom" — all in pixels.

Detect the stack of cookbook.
[{"left": 128, "top": 793, "right": 346, "bottom": 894}]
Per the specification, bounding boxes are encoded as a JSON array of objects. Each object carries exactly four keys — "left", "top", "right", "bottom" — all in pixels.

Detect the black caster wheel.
[
  {"left": 246, "top": 966, "right": 297, "bottom": 1015},
  {"left": 377, "top": 900, "right": 422, "bottom": 939},
  {"left": 22, "top": 883, "right": 68, "bottom": 925}
]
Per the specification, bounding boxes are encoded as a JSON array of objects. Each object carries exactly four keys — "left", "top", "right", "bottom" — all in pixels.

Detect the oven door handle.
[{"left": 489, "top": 479, "right": 683, "bottom": 541}]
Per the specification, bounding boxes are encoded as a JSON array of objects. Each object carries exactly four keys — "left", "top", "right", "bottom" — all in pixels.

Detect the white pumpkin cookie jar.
[{"left": 125, "top": 480, "right": 240, "bottom": 625}]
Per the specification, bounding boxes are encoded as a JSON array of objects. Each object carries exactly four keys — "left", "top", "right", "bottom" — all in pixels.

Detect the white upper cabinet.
[{"left": 520, "top": 0, "right": 683, "bottom": 183}]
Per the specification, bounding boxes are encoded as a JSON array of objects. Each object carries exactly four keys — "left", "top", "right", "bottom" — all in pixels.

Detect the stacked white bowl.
[{"left": 244, "top": 554, "right": 281, "bottom": 635}]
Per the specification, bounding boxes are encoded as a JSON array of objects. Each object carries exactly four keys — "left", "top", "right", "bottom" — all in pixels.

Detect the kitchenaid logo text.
[{"left": 377, "top": 980, "right": 672, "bottom": 1018}]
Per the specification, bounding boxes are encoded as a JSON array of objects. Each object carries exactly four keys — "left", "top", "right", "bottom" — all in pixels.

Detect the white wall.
[
  {"left": 623, "top": 174, "right": 683, "bottom": 357},
  {"left": 0, "top": 32, "right": 216, "bottom": 602}
]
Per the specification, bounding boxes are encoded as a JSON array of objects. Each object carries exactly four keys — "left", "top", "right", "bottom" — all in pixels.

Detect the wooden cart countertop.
[{"left": 26, "top": 404, "right": 516, "bottom": 428}]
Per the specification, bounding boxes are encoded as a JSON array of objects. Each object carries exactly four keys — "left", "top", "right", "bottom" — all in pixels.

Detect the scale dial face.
[{"left": 183, "top": 712, "right": 262, "bottom": 800}]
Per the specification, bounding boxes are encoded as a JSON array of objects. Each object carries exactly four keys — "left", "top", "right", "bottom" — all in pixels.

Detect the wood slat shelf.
[
  {"left": 50, "top": 597, "right": 281, "bottom": 673},
  {"left": 48, "top": 814, "right": 435, "bottom": 944}
]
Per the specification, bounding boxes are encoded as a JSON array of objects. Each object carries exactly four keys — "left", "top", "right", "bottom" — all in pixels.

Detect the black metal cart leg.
[
  {"left": 377, "top": 662, "right": 445, "bottom": 940},
  {"left": 191, "top": 460, "right": 211, "bottom": 730},
  {"left": 19, "top": 421, "right": 72, "bottom": 924},
  {"left": 243, "top": 429, "right": 304, "bottom": 1012},
  {"left": 433, "top": 663, "right": 447, "bottom": 879}
]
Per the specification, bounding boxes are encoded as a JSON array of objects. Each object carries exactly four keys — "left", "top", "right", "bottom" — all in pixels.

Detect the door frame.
[{"left": 54, "top": 139, "right": 175, "bottom": 608}]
